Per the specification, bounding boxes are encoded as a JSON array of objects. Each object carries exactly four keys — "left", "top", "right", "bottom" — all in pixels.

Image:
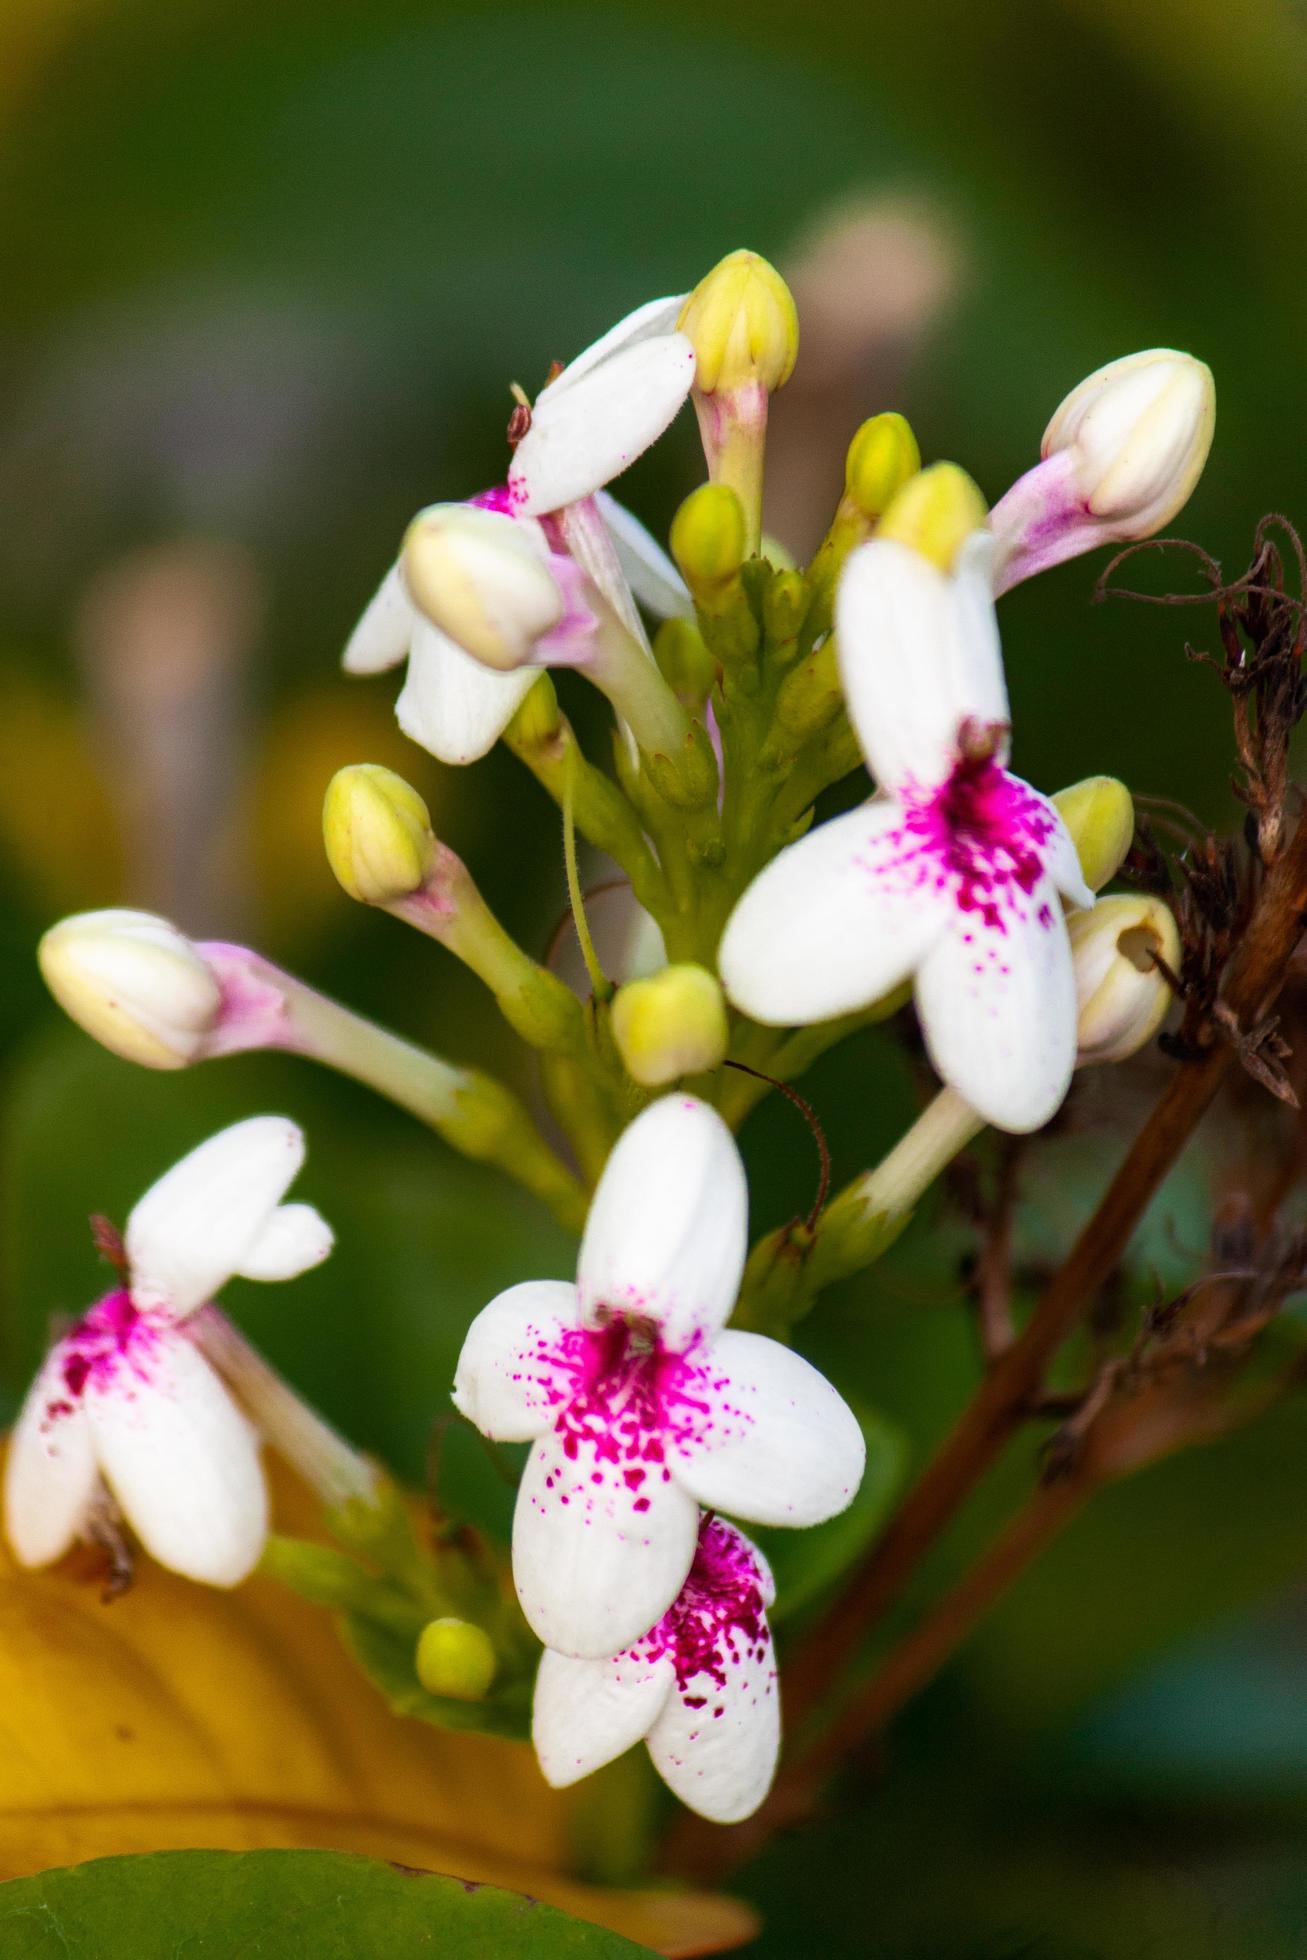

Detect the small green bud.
[
  {"left": 1053, "top": 775, "right": 1135, "bottom": 894},
  {"left": 645, "top": 719, "right": 721, "bottom": 811},
  {"left": 1070, "top": 894, "right": 1180, "bottom": 1065},
  {"left": 762, "top": 568, "right": 808, "bottom": 648},
  {"left": 844, "top": 413, "right": 921, "bottom": 521},
  {"left": 415, "top": 1617, "right": 497, "bottom": 1701},
  {"left": 323, "top": 764, "right": 436, "bottom": 906},
  {"left": 671, "top": 483, "right": 749, "bottom": 586},
  {"left": 678, "top": 249, "right": 799, "bottom": 396},
  {"left": 611, "top": 963, "right": 729, "bottom": 1086},
  {"left": 507, "top": 672, "right": 563, "bottom": 748},
  {"left": 653, "top": 617, "right": 716, "bottom": 706},
  {"left": 875, "top": 462, "right": 988, "bottom": 571},
  {"left": 774, "top": 640, "right": 842, "bottom": 740}
]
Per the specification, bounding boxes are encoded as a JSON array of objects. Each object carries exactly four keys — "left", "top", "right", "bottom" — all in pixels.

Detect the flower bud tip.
[
  {"left": 415, "top": 1617, "right": 497, "bottom": 1701},
  {"left": 38, "top": 909, "right": 221, "bottom": 1070},
  {"left": 323, "top": 764, "right": 436, "bottom": 907},
  {"left": 875, "top": 462, "right": 988, "bottom": 571},
  {"left": 1053, "top": 776, "right": 1135, "bottom": 895},
  {"left": 611, "top": 963, "right": 729, "bottom": 1086},
  {"left": 678, "top": 249, "right": 799, "bottom": 396}
]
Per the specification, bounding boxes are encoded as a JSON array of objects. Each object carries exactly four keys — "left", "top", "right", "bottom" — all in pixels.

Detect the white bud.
[
  {"left": 38, "top": 909, "right": 222, "bottom": 1069},
  {"left": 400, "top": 504, "right": 564, "bottom": 671},
  {"left": 1044, "top": 349, "right": 1215, "bottom": 539},
  {"left": 1070, "top": 894, "right": 1180, "bottom": 1067}
]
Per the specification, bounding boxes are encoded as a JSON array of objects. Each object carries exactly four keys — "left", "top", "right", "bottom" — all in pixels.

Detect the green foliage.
[{"left": 0, "top": 1851, "right": 657, "bottom": 1956}]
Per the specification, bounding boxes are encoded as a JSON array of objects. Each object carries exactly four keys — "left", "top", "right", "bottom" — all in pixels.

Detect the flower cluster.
[{"left": 11, "top": 247, "right": 1209, "bottom": 1827}]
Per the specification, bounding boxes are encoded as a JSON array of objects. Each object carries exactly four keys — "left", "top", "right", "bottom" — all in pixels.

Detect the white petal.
[
  {"left": 126, "top": 1116, "right": 308, "bottom": 1318},
  {"left": 673, "top": 1330, "right": 865, "bottom": 1528},
  {"left": 646, "top": 1604, "right": 780, "bottom": 1823},
  {"left": 537, "top": 295, "right": 688, "bottom": 399},
  {"left": 85, "top": 1330, "right": 268, "bottom": 1587},
  {"left": 577, "top": 1095, "right": 747, "bottom": 1347},
  {"left": 451, "top": 1280, "right": 581, "bottom": 1443},
  {"left": 4, "top": 1352, "right": 99, "bottom": 1567},
  {"left": 718, "top": 799, "right": 949, "bottom": 1026},
  {"left": 533, "top": 1645, "right": 674, "bottom": 1788},
  {"left": 512, "top": 1431, "right": 699, "bottom": 1658},
  {"left": 396, "top": 617, "right": 535, "bottom": 766},
  {"left": 916, "top": 873, "right": 1078, "bottom": 1133},
  {"left": 510, "top": 335, "right": 696, "bottom": 516},
  {"left": 342, "top": 562, "right": 415, "bottom": 674},
  {"left": 596, "top": 491, "right": 693, "bottom": 620},
  {"left": 837, "top": 534, "right": 1009, "bottom": 790},
  {"left": 236, "top": 1203, "right": 333, "bottom": 1282}
]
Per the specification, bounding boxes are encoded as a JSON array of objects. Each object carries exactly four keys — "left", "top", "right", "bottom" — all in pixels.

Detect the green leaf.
[
  {"left": 757, "top": 1401, "right": 907, "bottom": 1622},
  {"left": 0, "top": 1849, "right": 658, "bottom": 1956}
]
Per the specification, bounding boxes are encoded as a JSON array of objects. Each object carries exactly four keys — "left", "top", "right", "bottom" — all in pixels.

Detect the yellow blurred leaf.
[{"left": 0, "top": 1458, "right": 755, "bottom": 1958}]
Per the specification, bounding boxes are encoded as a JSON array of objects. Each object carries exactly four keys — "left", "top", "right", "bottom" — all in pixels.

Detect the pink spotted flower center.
[
  {"left": 879, "top": 751, "right": 1058, "bottom": 936},
  {"left": 633, "top": 1518, "right": 772, "bottom": 1705},
  {"left": 534, "top": 1315, "right": 741, "bottom": 1515},
  {"left": 43, "top": 1286, "right": 168, "bottom": 1425}
]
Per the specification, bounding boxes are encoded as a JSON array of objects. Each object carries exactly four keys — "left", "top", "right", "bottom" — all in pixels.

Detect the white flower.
[
  {"left": 506, "top": 295, "right": 696, "bottom": 518},
  {"left": 534, "top": 1514, "right": 779, "bottom": 1824},
  {"left": 4, "top": 1117, "right": 332, "bottom": 1587},
  {"left": 344, "top": 294, "right": 695, "bottom": 767},
  {"left": 719, "top": 534, "right": 1094, "bottom": 1133},
  {"left": 38, "top": 909, "right": 223, "bottom": 1070},
  {"left": 452, "top": 1094, "right": 865, "bottom": 1658}
]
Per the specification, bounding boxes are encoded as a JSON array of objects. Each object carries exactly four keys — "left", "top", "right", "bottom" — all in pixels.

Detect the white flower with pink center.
[
  {"left": 719, "top": 532, "right": 1095, "bottom": 1133},
  {"left": 343, "top": 292, "right": 695, "bottom": 766},
  {"left": 4, "top": 1117, "right": 332, "bottom": 1588},
  {"left": 453, "top": 1094, "right": 865, "bottom": 1658},
  {"left": 533, "top": 1514, "right": 780, "bottom": 1823}
]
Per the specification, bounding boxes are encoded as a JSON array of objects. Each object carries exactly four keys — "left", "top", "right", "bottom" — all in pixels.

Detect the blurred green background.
[{"left": 5, "top": 1, "right": 1307, "bottom": 1952}]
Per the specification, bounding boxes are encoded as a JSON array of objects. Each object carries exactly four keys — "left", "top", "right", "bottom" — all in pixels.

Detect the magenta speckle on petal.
[
  {"left": 43, "top": 1287, "right": 167, "bottom": 1427},
  {"left": 855, "top": 752, "right": 1058, "bottom": 936},
  {"left": 626, "top": 1517, "right": 775, "bottom": 1698}
]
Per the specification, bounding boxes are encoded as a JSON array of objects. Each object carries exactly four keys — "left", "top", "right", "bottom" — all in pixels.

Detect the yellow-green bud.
[
  {"left": 875, "top": 462, "right": 988, "bottom": 571},
  {"left": 844, "top": 413, "right": 921, "bottom": 521},
  {"left": 611, "top": 963, "right": 729, "bottom": 1086},
  {"left": 38, "top": 909, "right": 222, "bottom": 1070},
  {"left": 670, "top": 483, "right": 748, "bottom": 586},
  {"left": 323, "top": 764, "right": 436, "bottom": 907},
  {"left": 1070, "top": 894, "right": 1180, "bottom": 1066},
  {"left": 678, "top": 249, "right": 799, "bottom": 396},
  {"left": 401, "top": 503, "right": 561, "bottom": 670},
  {"left": 506, "top": 672, "right": 563, "bottom": 748},
  {"left": 414, "top": 1617, "right": 497, "bottom": 1701},
  {"left": 653, "top": 617, "right": 716, "bottom": 704},
  {"left": 1053, "top": 776, "right": 1135, "bottom": 895}
]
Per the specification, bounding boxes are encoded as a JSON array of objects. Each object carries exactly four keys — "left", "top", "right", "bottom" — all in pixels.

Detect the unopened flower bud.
[
  {"left": 323, "top": 764, "right": 436, "bottom": 907},
  {"left": 844, "top": 412, "right": 921, "bottom": 522},
  {"left": 1043, "top": 350, "right": 1214, "bottom": 534},
  {"left": 670, "top": 482, "right": 748, "bottom": 587},
  {"left": 1070, "top": 894, "right": 1180, "bottom": 1066},
  {"left": 678, "top": 249, "right": 799, "bottom": 397},
  {"left": 415, "top": 1616, "right": 497, "bottom": 1701},
  {"left": 38, "top": 909, "right": 222, "bottom": 1070},
  {"left": 990, "top": 351, "right": 1215, "bottom": 595},
  {"left": 401, "top": 504, "right": 563, "bottom": 671},
  {"left": 1053, "top": 776, "right": 1135, "bottom": 895},
  {"left": 875, "top": 462, "right": 989, "bottom": 572},
  {"left": 611, "top": 963, "right": 729, "bottom": 1086}
]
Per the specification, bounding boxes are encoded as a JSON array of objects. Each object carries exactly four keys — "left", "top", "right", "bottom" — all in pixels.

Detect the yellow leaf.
[{"left": 0, "top": 1458, "right": 756, "bottom": 1958}]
